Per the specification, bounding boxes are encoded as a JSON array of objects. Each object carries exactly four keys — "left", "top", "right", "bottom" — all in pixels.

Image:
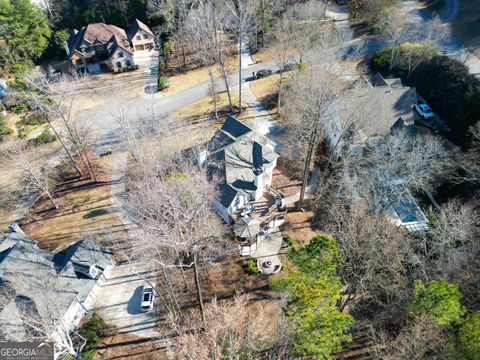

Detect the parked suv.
[
  {"left": 413, "top": 103, "right": 434, "bottom": 120},
  {"left": 141, "top": 284, "right": 155, "bottom": 312},
  {"left": 255, "top": 69, "right": 272, "bottom": 79}
]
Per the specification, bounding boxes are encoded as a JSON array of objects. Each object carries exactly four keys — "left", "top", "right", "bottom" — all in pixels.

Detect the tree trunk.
[
  {"left": 193, "top": 252, "right": 206, "bottom": 328},
  {"left": 238, "top": 34, "right": 243, "bottom": 113},
  {"left": 277, "top": 75, "right": 283, "bottom": 112},
  {"left": 208, "top": 68, "right": 219, "bottom": 120},
  {"left": 41, "top": 113, "right": 83, "bottom": 178},
  {"left": 220, "top": 59, "right": 233, "bottom": 112},
  {"left": 181, "top": 45, "right": 187, "bottom": 71},
  {"left": 46, "top": 191, "right": 58, "bottom": 210},
  {"left": 298, "top": 124, "right": 317, "bottom": 208}
]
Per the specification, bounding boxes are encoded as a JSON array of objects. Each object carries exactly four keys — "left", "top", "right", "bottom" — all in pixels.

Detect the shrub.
[
  {"left": 283, "top": 234, "right": 294, "bottom": 247},
  {"left": 31, "top": 128, "right": 56, "bottom": 145},
  {"left": 158, "top": 75, "right": 169, "bottom": 91},
  {"left": 17, "top": 114, "right": 45, "bottom": 126},
  {"left": 158, "top": 60, "right": 166, "bottom": 75},
  {"left": 79, "top": 313, "right": 108, "bottom": 360},
  {"left": 134, "top": 64, "right": 139, "bottom": 70},
  {"left": 245, "top": 258, "right": 260, "bottom": 275},
  {"left": 11, "top": 103, "right": 29, "bottom": 114},
  {"left": 0, "top": 116, "right": 12, "bottom": 139},
  {"left": 409, "top": 278, "right": 466, "bottom": 328},
  {"left": 370, "top": 47, "right": 394, "bottom": 74},
  {"left": 298, "top": 62, "right": 308, "bottom": 71}
]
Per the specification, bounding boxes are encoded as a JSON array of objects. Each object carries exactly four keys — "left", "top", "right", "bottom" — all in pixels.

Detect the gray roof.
[
  {"left": 0, "top": 233, "right": 113, "bottom": 341},
  {"left": 335, "top": 74, "right": 417, "bottom": 148},
  {"left": 207, "top": 116, "right": 279, "bottom": 207}
]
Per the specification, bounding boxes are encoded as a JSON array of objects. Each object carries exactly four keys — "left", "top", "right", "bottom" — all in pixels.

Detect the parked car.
[
  {"left": 141, "top": 284, "right": 155, "bottom": 312},
  {"left": 279, "top": 63, "right": 297, "bottom": 73},
  {"left": 413, "top": 103, "right": 434, "bottom": 120},
  {"left": 255, "top": 69, "right": 272, "bottom": 79}
]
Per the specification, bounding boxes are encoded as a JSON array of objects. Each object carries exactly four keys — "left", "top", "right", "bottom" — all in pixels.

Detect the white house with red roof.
[{"left": 67, "top": 19, "right": 156, "bottom": 73}]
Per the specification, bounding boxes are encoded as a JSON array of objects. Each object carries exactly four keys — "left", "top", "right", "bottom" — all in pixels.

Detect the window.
[
  {"left": 144, "top": 34, "right": 149, "bottom": 39},
  {"left": 126, "top": 60, "right": 131, "bottom": 67},
  {"left": 118, "top": 52, "right": 123, "bottom": 58},
  {"left": 136, "top": 35, "right": 141, "bottom": 40},
  {"left": 116, "top": 61, "right": 122, "bottom": 68},
  {"left": 84, "top": 46, "right": 92, "bottom": 53}
]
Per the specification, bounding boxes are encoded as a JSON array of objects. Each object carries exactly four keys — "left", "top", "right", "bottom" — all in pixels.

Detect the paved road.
[{"left": 401, "top": 0, "right": 480, "bottom": 77}]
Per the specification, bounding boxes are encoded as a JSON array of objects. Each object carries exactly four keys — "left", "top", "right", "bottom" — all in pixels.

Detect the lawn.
[
  {"left": 452, "top": 0, "right": 480, "bottom": 58},
  {"left": 20, "top": 155, "right": 128, "bottom": 253}
]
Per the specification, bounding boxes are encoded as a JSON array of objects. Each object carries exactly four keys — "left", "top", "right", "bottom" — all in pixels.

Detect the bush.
[
  {"left": 370, "top": 47, "right": 394, "bottom": 74},
  {"left": 31, "top": 128, "right": 56, "bottom": 145},
  {"left": 298, "top": 62, "right": 308, "bottom": 71},
  {"left": 17, "top": 114, "right": 45, "bottom": 126},
  {"left": 79, "top": 313, "right": 108, "bottom": 360},
  {"left": 0, "top": 116, "right": 12, "bottom": 139},
  {"left": 283, "top": 234, "right": 294, "bottom": 247},
  {"left": 11, "top": 103, "right": 29, "bottom": 114},
  {"left": 158, "top": 75, "right": 169, "bottom": 91},
  {"left": 158, "top": 60, "right": 166, "bottom": 75},
  {"left": 134, "top": 64, "right": 139, "bottom": 70},
  {"left": 245, "top": 257, "right": 260, "bottom": 275}
]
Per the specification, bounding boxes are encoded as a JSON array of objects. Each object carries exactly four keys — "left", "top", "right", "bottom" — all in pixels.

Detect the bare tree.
[
  {"left": 339, "top": 131, "right": 452, "bottom": 213},
  {"left": 2, "top": 140, "right": 58, "bottom": 210},
  {"left": 167, "top": 295, "right": 292, "bottom": 359},
  {"left": 374, "top": 7, "right": 409, "bottom": 71},
  {"left": 267, "top": 16, "right": 296, "bottom": 112},
  {"left": 283, "top": 61, "right": 339, "bottom": 206},
  {"left": 328, "top": 201, "right": 421, "bottom": 321},
  {"left": 109, "top": 105, "right": 140, "bottom": 160},
  {"left": 227, "top": 0, "right": 258, "bottom": 113},
  {"left": 285, "top": 0, "right": 328, "bottom": 64},
  {"left": 21, "top": 71, "right": 97, "bottom": 181},
  {"left": 123, "top": 153, "right": 231, "bottom": 326},
  {"left": 187, "top": 2, "right": 222, "bottom": 119}
]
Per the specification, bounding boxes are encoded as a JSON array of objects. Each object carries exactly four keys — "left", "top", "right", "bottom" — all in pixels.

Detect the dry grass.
[
  {"left": 21, "top": 155, "right": 128, "bottom": 252},
  {"left": 251, "top": 49, "right": 274, "bottom": 63},
  {"left": 174, "top": 90, "right": 248, "bottom": 119},
  {"left": 251, "top": 74, "right": 280, "bottom": 100},
  {"left": 452, "top": 0, "right": 480, "bottom": 58},
  {"left": 283, "top": 209, "right": 320, "bottom": 244}
]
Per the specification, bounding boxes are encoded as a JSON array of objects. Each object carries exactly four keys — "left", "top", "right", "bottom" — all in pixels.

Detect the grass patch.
[
  {"left": 0, "top": 116, "right": 12, "bottom": 140},
  {"left": 245, "top": 257, "right": 260, "bottom": 275},
  {"left": 16, "top": 114, "right": 47, "bottom": 138},
  {"left": 30, "top": 128, "right": 56, "bottom": 145}
]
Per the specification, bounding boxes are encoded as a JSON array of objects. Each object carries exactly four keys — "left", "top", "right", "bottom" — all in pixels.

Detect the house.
[
  {"left": 67, "top": 19, "right": 156, "bottom": 73},
  {"left": 201, "top": 116, "right": 280, "bottom": 224},
  {"left": 324, "top": 73, "right": 418, "bottom": 158},
  {"left": 127, "top": 19, "right": 156, "bottom": 54},
  {"left": 0, "top": 233, "right": 114, "bottom": 344}
]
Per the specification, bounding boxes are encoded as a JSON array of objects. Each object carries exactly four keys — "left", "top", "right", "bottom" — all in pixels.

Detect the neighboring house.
[
  {"left": 67, "top": 19, "right": 156, "bottom": 73},
  {"left": 0, "top": 233, "right": 114, "bottom": 344},
  {"left": 200, "top": 116, "right": 280, "bottom": 224},
  {"left": 128, "top": 19, "right": 156, "bottom": 54},
  {"left": 325, "top": 73, "right": 418, "bottom": 158}
]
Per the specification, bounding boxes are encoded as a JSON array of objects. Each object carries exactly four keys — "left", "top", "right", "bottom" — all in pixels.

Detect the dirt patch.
[
  {"left": 452, "top": 0, "right": 480, "bottom": 58},
  {"left": 20, "top": 156, "right": 128, "bottom": 252},
  {"left": 95, "top": 333, "right": 169, "bottom": 360},
  {"left": 283, "top": 209, "right": 320, "bottom": 243}
]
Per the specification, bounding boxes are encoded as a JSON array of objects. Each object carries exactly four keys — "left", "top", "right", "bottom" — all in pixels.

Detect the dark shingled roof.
[
  {"left": 127, "top": 18, "right": 154, "bottom": 38},
  {"left": 221, "top": 115, "right": 252, "bottom": 138}
]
